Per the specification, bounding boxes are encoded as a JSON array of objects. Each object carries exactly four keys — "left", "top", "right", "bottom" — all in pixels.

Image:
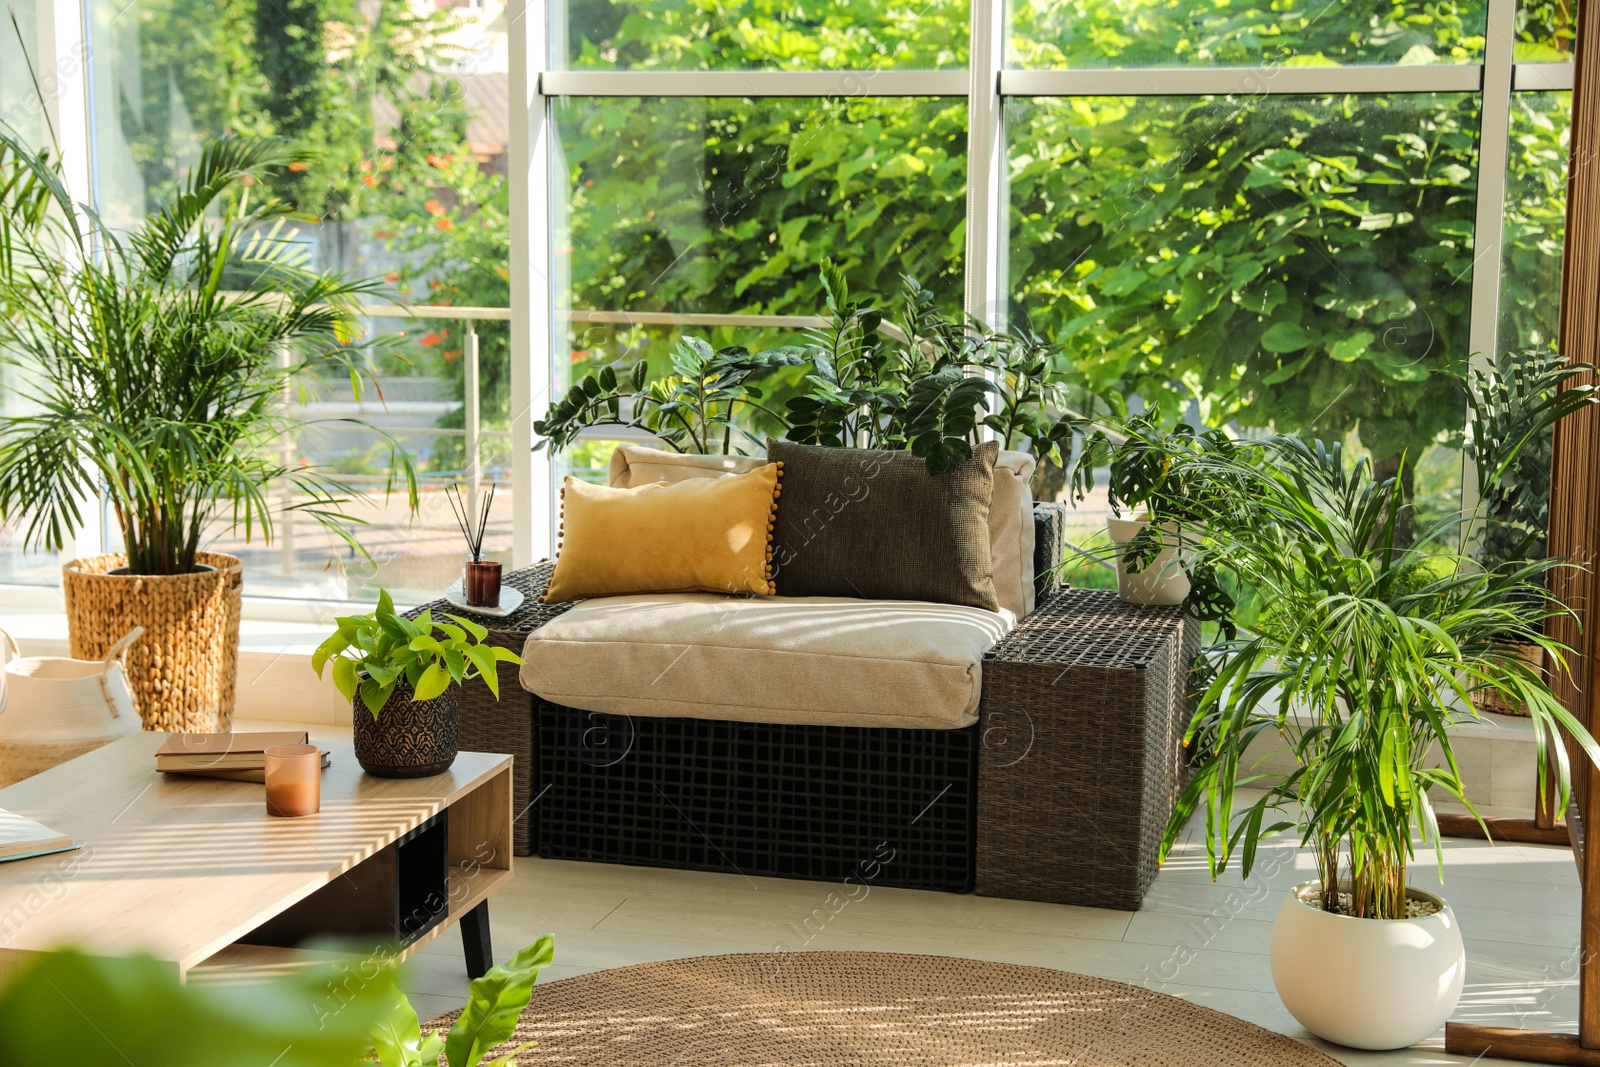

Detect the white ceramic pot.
[
  {"left": 1106, "top": 516, "right": 1189, "bottom": 606},
  {"left": 1270, "top": 881, "right": 1465, "bottom": 1050}
]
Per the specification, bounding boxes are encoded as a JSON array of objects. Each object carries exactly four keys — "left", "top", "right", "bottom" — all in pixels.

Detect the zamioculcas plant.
[{"left": 532, "top": 337, "right": 806, "bottom": 456}]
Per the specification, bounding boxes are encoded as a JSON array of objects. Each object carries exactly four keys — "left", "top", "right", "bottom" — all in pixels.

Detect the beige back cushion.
[
  {"left": 609, "top": 446, "right": 767, "bottom": 487},
  {"left": 606, "top": 444, "right": 1037, "bottom": 617},
  {"left": 991, "top": 450, "right": 1038, "bottom": 618}
]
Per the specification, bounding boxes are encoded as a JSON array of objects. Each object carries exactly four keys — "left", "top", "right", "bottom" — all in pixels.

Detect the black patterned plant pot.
[{"left": 353, "top": 683, "right": 460, "bottom": 778}]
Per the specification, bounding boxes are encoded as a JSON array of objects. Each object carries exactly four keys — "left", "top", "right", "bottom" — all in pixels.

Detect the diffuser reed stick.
[{"left": 447, "top": 482, "right": 495, "bottom": 562}]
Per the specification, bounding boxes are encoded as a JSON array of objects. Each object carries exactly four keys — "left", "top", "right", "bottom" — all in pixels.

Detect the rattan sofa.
[{"left": 414, "top": 504, "right": 1198, "bottom": 910}]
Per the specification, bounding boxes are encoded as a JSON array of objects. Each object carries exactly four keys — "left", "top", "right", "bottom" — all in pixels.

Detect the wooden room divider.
[{"left": 1444, "top": 0, "right": 1600, "bottom": 1059}]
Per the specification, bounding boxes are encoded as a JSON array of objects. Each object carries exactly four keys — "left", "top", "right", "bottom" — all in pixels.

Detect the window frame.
[{"left": 9, "top": 0, "right": 1579, "bottom": 606}]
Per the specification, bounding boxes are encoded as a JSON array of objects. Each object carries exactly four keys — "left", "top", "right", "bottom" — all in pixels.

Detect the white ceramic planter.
[
  {"left": 1270, "top": 881, "right": 1465, "bottom": 1050},
  {"left": 1106, "top": 516, "right": 1189, "bottom": 606}
]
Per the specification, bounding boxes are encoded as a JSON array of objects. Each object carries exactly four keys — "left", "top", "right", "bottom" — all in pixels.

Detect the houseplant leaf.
[{"left": 444, "top": 935, "right": 556, "bottom": 1067}]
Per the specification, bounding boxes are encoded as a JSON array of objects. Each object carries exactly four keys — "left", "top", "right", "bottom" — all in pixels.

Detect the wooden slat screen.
[{"left": 1550, "top": 0, "right": 1600, "bottom": 1041}]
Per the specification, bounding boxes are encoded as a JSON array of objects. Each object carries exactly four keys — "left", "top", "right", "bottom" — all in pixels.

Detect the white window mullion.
[
  {"left": 539, "top": 70, "right": 968, "bottom": 97},
  {"left": 1513, "top": 62, "right": 1575, "bottom": 91},
  {"left": 36, "top": 0, "right": 92, "bottom": 206},
  {"left": 965, "top": 0, "right": 1005, "bottom": 328},
  {"left": 510, "top": 0, "right": 553, "bottom": 567},
  {"left": 1468, "top": 0, "right": 1518, "bottom": 372},
  {"left": 1459, "top": 0, "right": 1518, "bottom": 538},
  {"left": 1001, "top": 65, "right": 1485, "bottom": 97}
]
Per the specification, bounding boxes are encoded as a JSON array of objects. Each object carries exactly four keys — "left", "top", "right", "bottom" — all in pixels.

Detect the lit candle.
[{"left": 265, "top": 744, "right": 321, "bottom": 817}]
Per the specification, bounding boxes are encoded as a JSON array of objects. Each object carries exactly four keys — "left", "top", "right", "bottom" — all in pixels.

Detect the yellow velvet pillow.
[{"left": 542, "top": 463, "right": 782, "bottom": 602}]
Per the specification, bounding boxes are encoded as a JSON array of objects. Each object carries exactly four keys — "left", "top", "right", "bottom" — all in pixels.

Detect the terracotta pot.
[
  {"left": 465, "top": 560, "right": 503, "bottom": 608},
  {"left": 1270, "top": 881, "right": 1464, "bottom": 1050},
  {"left": 353, "top": 683, "right": 460, "bottom": 778},
  {"left": 61, "top": 552, "right": 242, "bottom": 732}
]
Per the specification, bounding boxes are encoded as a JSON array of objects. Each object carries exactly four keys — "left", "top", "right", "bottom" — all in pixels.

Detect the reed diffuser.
[{"left": 447, "top": 482, "right": 501, "bottom": 608}]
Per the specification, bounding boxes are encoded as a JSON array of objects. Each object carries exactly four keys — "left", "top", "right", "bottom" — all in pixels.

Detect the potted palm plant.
[
  {"left": 0, "top": 135, "right": 416, "bottom": 733},
  {"left": 1168, "top": 434, "right": 1600, "bottom": 1050}
]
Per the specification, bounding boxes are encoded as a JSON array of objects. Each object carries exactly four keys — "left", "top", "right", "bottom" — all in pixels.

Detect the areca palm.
[
  {"left": 0, "top": 133, "right": 416, "bottom": 575},
  {"left": 1166, "top": 436, "right": 1600, "bottom": 919}
]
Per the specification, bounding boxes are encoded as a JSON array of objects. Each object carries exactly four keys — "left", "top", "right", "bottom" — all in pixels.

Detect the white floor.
[{"left": 397, "top": 797, "right": 1583, "bottom": 1067}]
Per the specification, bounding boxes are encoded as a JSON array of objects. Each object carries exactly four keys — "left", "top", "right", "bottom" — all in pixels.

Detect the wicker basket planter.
[
  {"left": 1473, "top": 640, "right": 1542, "bottom": 717},
  {"left": 354, "top": 684, "right": 461, "bottom": 778},
  {"left": 62, "top": 552, "right": 243, "bottom": 733}
]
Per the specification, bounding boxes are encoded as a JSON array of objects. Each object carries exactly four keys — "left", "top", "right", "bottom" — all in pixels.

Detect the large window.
[
  {"left": 70, "top": 0, "right": 515, "bottom": 603},
  {"left": 0, "top": 0, "right": 1580, "bottom": 607}
]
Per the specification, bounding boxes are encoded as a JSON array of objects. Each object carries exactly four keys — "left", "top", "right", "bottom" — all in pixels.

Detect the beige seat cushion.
[
  {"left": 607, "top": 445, "right": 1037, "bottom": 617},
  {"left": 520, "top": 593, "right": 1015, "bottom": 730}
]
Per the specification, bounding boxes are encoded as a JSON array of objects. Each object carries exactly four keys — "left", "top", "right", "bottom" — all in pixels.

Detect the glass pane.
[
  {"left": 1497, "top": 91, "right": 1569, "bottom": 353},
  {"left": 1, "top": 1, "right": 58, "bottom": 586},
  {"left": 1009, "top": 1, "right": 1487, "bottom": 68},
  {"left": 1515, "top": 0, "right": 1578, "bottom": 61},
  {"left": 85, "top": 0, "right": 511, "bottom": 301},
  {"left": 561, "top": 0, "right": 970, "bottom": 70},
  {"left": 1009, "top": 94, "right": 1479, "bottom": 521},
  {"left": 81, "top": 0, "right": 512, "bottom": 603},
  {"left": 0, "top": 0, "right": 44, "bottom": 148},
  {"left": 199, "top": 315, "right": 511, "bottom": 604},
  {"left": 556, "top": 95, "right": 965, "bottom": 344},
  {"left": 0, "top": 362, "right": 62, "bottom": 587}
]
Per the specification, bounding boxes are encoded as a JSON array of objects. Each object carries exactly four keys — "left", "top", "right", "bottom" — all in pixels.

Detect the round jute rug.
[{"left": 426, "top": 951, "right": 1337, "bottom": 1066}]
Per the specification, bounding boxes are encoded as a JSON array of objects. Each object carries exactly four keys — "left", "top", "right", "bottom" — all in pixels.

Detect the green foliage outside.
[{"left": 86, "top": 0, "right": 1575, "bottom": 486}]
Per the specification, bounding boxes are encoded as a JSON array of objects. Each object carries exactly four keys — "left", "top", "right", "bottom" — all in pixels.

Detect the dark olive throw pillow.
[{"left": 767, "top": 439, "right": 1000, "bottom": 611}]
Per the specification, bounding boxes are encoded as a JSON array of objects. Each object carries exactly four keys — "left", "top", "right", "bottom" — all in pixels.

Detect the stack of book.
[{"left": 155, "top": 732, "right": 331, "bottom": 783}]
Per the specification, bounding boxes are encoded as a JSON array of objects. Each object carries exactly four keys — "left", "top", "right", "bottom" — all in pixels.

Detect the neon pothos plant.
[
  {"left": 312, "top": 590, "right": 523, "bottom": 717},
  {"left": 370, "top": 935, "right": 555, "bottom": 1067},
  {"left": 1167, "top": 436, "right": 1600, "bottom": 919}
]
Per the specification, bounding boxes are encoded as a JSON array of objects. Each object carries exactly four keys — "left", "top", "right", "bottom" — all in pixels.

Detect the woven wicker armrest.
[{"left": 976, "top": 587, "right": 1198, "bottom": 909}]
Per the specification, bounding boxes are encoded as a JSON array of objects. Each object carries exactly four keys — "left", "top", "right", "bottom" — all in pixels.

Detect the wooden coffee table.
[{"left": 0, "top": 732, "right": 513, "bottom": 985}]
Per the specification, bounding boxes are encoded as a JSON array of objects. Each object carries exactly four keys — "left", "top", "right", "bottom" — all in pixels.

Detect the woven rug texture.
[{"left": 425, "top": 950, "right": 1337, "bottom": 1066}]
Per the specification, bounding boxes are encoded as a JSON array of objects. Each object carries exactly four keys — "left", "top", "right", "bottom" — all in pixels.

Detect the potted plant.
[
  {"left": 533, "top": 336, "right": 807, "bottom": 457},
  {"left": 448, "top": 481, "right": 502, "bottom": 608},
  {"left": 1071, "top": 411, "right": 1242, "bottom": 610},
  {"left": 0, "top": 135, "right": 417, "bottom": 733},
  {"left": 1460, "top": 348, "right": 1598, "bottom": 715},
  {"left": 1167, "top": 434, "right": 1600, "bottom": 1050},
  {"left": 537, "top": 262, "right": 1084, "bottom": 477},
  {"left": 312, "top": 589, "right": 523, "bottom": 777}
]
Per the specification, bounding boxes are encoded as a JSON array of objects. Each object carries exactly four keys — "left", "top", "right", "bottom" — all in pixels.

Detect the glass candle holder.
[
  {"left": 264, "top": 743, "right": 321, "bottom": 817},
  {"left": 465, "top": 560, "right": 502, "bottom": 607}
]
